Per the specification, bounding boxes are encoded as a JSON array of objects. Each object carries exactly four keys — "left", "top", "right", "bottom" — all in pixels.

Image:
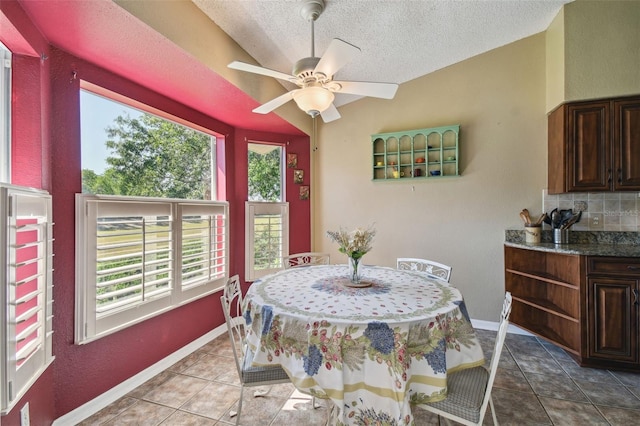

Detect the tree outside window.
[
  {"left": 80, "top": 90, "right": 215, "bottom": 200},
  {"left": 248, "top": 143, "right": 282, "bottom": 202}
]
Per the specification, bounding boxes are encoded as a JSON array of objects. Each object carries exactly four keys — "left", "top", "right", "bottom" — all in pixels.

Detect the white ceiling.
[{"left": 193, "top": 0, "right": 571, "bottom": 107}]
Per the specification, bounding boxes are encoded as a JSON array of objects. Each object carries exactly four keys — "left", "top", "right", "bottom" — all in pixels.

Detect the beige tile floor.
[{"left": 78, "top": 330, "right": 640, "bottom": 425}]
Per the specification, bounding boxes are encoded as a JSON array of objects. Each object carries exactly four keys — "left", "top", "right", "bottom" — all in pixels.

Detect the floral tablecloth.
[{"left": 243, "top": 265, "right": 485, "bottom": 426}]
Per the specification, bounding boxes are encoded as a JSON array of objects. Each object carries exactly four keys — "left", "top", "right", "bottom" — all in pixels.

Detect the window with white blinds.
[
  {"left": 1, "top": 184, "right": 54, "bottom": 414},
  {"left": 76, "top": 194, "right": 228, "bottom": 344},
  {"left": 245, "top": 202, "right": 289, "bottom": 281}
]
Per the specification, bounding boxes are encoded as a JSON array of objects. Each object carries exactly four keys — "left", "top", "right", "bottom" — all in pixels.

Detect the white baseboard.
[
  {"left": 53, "top": 325, "right": 227, "bottom": 426},
  {"left": 471, "top": 319, "right": 533, "bottom": 336}
]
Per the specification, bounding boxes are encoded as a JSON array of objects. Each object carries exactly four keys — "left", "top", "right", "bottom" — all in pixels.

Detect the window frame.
[
  {"left": 247, "top": 141, "right": 285, "bottom": 203},
  {"left": 75, "top": 194, "right": 229, "bottom": 344},
  {"left": 0, "top": 45, "right": 11, "bottom": 183}
]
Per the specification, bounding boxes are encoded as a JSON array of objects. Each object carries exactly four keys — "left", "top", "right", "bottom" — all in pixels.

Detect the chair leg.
[
  {"left": 230, "top": 385, "right": 244, "bottom": 426},
  {"left": 325, "top": 402, "right": 336, "bottom": 426},
  {"left": 489, "top": 396, "right": 498, "bottom": 426}
]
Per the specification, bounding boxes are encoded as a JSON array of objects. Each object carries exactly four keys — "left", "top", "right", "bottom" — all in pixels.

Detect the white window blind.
[
  {"left": 245, "top": 202, "right": 289, "bottom": 281},
  {"left": 1, "top": 184, "right": 54, "bottom": 414},
  {"left": 76, "top": 195, "right": 228, "bottom": 344}
]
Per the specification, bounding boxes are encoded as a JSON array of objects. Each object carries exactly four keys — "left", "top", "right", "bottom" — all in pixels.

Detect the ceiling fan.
[{"left": 228, "top": 0, "right": 398, "bottom": 123}]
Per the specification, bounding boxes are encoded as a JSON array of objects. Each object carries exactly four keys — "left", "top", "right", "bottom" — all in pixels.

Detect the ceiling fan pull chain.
[{"left": 311, "top": 19, "right": 315, "bottom": 58}]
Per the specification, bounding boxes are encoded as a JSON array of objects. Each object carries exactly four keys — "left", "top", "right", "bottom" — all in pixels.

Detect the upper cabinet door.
[
  {"left": 613, "top": 98, "right": 640, "bottom": 190},
  {"left": 567, "top": 101, "right": 611, "bottom": 192}
]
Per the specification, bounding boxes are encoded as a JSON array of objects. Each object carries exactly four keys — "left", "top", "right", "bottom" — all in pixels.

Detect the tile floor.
[{"left": 78, "top": 330, "right": 640, "bottom": 425}]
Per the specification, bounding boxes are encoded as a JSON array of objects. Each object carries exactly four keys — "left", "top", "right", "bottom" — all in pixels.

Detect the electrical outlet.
[
  {"left": 593, "top": 216, "right": 599, "bottom": 226},
  {"left": 20, "top": 402, "right": 30, "bottom": 426}
]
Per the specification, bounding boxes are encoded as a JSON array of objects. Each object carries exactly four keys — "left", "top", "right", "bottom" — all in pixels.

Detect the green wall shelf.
[{"left": 372, "top": 125, "right": 459, "bottom": 180}]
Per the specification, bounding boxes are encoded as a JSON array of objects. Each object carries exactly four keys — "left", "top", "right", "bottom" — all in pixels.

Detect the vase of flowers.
[{"left": 326, "top": 226, "right": 376, "bottom": 284}]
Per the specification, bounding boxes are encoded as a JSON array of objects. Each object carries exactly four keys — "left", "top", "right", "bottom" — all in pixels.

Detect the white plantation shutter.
[
  {"left": 178, "top": 203, "right": 227, "bottom": 301},
  {"left": 245, "top": 202, "right": 289, "bottom": 281},
  {"left": 1, "top": 184, "right": 54, "bottom": 414},
  {"left": 76, "top": 195, "right": 228, "bottom": 344}
]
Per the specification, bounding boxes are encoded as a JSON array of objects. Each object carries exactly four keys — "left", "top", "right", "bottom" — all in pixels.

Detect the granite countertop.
[{"left": 505, "top": 230, "right": 640, "bottom": 257}]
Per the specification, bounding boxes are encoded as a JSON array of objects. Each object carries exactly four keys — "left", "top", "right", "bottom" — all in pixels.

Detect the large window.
[
  {"left": 76, "top": 195, "right": 228, "bottom": 343},
  {"left": 1, "top": 184, "right": 54, "bottom": 414},
  {"left": 80, "top": 86, "right": 217, "bottom": 200},
  {"left": 77, "top": 85, "right": 226, "bottom": 343},
  {"left": 0, "top": 44, "right": 10, "bottom": 183}
]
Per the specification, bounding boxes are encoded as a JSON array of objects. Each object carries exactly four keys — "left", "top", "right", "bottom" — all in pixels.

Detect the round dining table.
[{"left": 243, "top": 264, "right": 485, "bottom": 425}]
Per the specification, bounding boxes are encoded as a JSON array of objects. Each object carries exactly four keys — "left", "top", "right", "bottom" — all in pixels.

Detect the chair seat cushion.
[
  {"left": 241, "top": 348, "right": 290, "bottom": 384},
  {"left": 424, "top": 366, "right": 489, "bottom": 423}
]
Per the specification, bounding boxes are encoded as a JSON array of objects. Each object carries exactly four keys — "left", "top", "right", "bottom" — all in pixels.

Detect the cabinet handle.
[
  {"left": 628, "top": 265, "right": 640, "bottom": 271},
  {"left": 607, "top": 169, "right": 612, "bottom": 183},
  {"left": 634, "top": 289, "right": 639, "bottom": 306},
  {"left": 618, "top": 168, "right": 622, "bottom": 184}
]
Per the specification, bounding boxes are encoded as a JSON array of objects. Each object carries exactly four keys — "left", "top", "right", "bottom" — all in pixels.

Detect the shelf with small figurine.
[{"left": 372, "top": 125, "right": 459, "bottom": 180}]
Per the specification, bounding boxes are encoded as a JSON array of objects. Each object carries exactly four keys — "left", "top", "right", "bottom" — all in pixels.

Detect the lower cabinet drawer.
[{"left": 587, "top": 257, "right": 640, "bottom": 276}]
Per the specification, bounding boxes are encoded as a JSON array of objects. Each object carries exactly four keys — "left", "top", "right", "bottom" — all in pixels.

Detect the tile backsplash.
[{"left": 543, "top": 190, "right": 640, "bottom": 232}]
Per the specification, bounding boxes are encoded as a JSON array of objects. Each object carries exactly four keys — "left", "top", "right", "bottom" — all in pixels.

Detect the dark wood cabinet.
[
  {"left": 505, "top": 246, "right": 640, "bottom": 371},
  {"left": 504, "top": 246, "right": 584, "bottom": 356},
  {"left": 586, "top": 256, "right": 640, "bottom": 366},
  {"left": 614, "top": 98, "right": 640, "bottom": 190},
  {"left": 548, "top": 94, "right": 640, "bottom": 194},
  {"left": 587, "top": 278, "right": 637, "bottom": 362}
]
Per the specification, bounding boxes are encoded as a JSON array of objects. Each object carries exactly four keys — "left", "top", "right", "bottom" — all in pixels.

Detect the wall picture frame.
[
  {"left": 287, "top": 153, "right": 298, "bottom": 168},
  {"left": 299, "top": 186, "right": 309, "bottom": 200},
  {"left": 294, "top": 169, "right": 304, "bottom": 184}
]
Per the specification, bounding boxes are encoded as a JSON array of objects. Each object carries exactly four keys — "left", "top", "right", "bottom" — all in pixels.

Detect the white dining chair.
[
  {"left": 396, "top": 257, "right": 452, "bottom": 283},
  {"left": 220, "top": 275, "right": 292, "bottom": 424},
  {"left": 284, "top": 252, "right": 330, "bottom": 268},
  {"left": 415, "top": 292, "right": 513, "bottom": 425}
]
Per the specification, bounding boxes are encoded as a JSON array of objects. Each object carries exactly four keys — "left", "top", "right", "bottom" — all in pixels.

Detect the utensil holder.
[
  {"left": 553, "top": 228, "right": 569, "bottom": 244},
  {"left": 524, "top": 226, "right": 541, "bottom": 243}
]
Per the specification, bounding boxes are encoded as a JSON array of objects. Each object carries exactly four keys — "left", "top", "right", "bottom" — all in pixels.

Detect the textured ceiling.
[{"left": 194, "top": 0, "right": 571, "bottom": 107}]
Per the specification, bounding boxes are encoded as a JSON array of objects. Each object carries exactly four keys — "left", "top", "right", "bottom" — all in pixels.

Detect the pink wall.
[{"left": 1, "top": 6, "right": 311, "bottom": 424}]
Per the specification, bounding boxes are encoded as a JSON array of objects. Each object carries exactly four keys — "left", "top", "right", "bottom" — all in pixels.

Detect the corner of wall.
[{"left": 545, "top": 6, "right": 565, "bottom": 113}]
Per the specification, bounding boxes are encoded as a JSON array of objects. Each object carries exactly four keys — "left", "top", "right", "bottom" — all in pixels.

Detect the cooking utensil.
[
  {"left": 551, "top": 210, "right": 561, "bottom": 228},
  {"left": 544, "top": 208, "right": 557, "bottom": 226},
  {"left": 519, "top": 211, "right": 530, "bottom": 225},
  {"left": 534, "top": 213, "right": 547, "bottom": 226},
  {"left": 561, "top": 211, "right": 582, "bottom": 229},
  {"left": 559, "top": 209, "right": 574, "bottom": 225},
  {"left": 522, "top": 209, "right": 532, "bottom": 224}
]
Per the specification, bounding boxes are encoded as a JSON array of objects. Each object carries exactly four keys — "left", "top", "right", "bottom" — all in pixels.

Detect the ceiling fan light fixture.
[{"left": 293, "top": 86, "right": 334, "bottom": 117}]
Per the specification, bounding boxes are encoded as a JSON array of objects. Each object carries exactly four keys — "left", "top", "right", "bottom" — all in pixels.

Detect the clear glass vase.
[{"left": 348, "top": 256, "right": 362, "bottom": 284}]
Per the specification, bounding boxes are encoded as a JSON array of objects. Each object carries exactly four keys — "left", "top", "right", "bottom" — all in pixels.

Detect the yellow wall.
[
  {"left": 546, "top": 0, "right": 640, "bottom": 111},
  {"left": 546, "top": 7, "right": 565, "bottom": 112},
  {"left": 314, "top": 34, "right": 547, "bottom": 320}
]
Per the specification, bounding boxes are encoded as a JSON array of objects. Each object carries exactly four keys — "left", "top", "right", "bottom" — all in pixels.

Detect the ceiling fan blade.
[
  {"left": 252, "top": 91, "right": 296, "bottom": 114},
  {"left": 332, "top": 81, "right": 399, "bottom": 99},
  {"left": 314, "top": 38, "right": 360, "bottom": 78},
  {"left": 228, "top": 61, "right": 295, "bottom": 83},
  {"left": 320, "top": 103, "right": 341, "bottom": 123}
]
